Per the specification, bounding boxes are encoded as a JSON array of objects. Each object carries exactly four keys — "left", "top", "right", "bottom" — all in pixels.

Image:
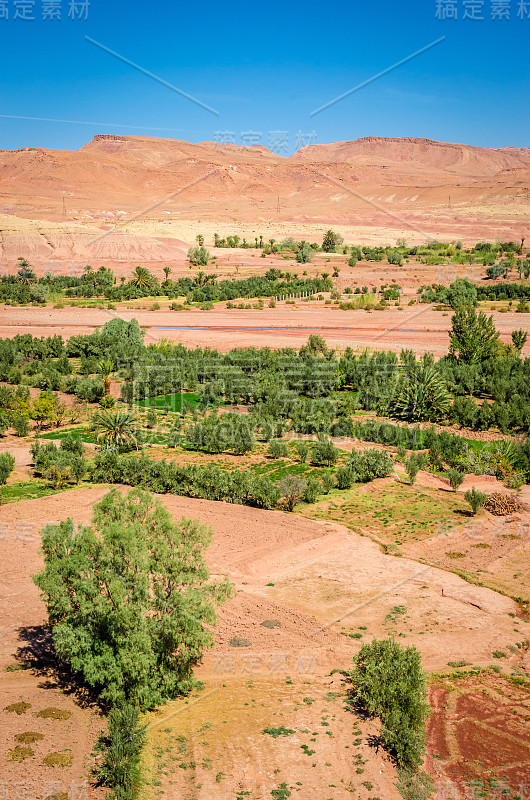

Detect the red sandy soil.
[
  {"left": 0, "top": 301, "right": 528, "bottom": 357},
  {"left": 426, "top": 674, "right": 530, "bottom": 799},
  {"left": 0, "top": 484, "right": 528, "bottom": 797},
  {"left": 0, "top": 135, "right": 528, "bottom": 267}
]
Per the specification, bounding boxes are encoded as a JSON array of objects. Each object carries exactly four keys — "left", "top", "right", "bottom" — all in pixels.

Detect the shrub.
[
  {"left": 464, "top": 486, "right": 487, "bottom": 515},
  {"left": 296, "top": 441, "right": 309, "bottom": 463},
  {"left": 94, "top": 702, "right": 147, "bottom": 800},
  {"left": 13, "top": 415, "right": 30, "bottom": 436},
  {"left": 447, "top": 468, "right": 465, "bottom": 492},
  {"left": 9, "top": 745, "right": 34, "bottom": 762},
  {"left": 277, "top": 475, "right": 306, "bottom": 511},
  {"left": 268, "top": 440, "right": 289, "bottom": 459},
  {"left": 301, "top": 475, "right": 320, "bottom": 504},
  {"left": 348, "top": 448, "right": 394, "bottom": 483},
  {"left": 347, "top": 638, "right": 429, "bottom": 771},
  {"left": 404, "top": 456, "right": 420, "bottom": 485},
  {"left": 0, "top": 451, "right": 15, "bottom": 484},
  {"left": 311, "top": 438, "right": 339, "bottom": 466}
]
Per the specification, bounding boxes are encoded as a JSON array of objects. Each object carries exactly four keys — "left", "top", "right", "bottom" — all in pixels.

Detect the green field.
[
  {"left": 133, "top": 392, "right": 201, "bottom": 413},
  {"left": 41, "top": 426, "right": 96, "bottom": 443}
]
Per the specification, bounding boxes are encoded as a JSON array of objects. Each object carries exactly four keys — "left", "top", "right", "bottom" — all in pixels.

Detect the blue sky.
[{"left": 0, "top": 0, "right": 528, "bottom": 154}]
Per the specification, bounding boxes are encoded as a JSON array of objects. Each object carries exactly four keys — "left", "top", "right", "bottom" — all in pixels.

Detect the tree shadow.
[{"left": 15, "top": 625, "right": 106, "bottom": 711}]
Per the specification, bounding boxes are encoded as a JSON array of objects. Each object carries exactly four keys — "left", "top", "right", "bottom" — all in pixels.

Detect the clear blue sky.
[{"left": 0, "top": 0, "right": 528, "bottom": 154}]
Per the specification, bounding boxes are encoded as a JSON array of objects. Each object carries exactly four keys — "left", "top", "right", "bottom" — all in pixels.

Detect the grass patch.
[
  {"left": 4, "top": 701, "right": 31, "bottom": 714},
  {"left": 262, "top": 726, "right": 296, "bottom": 738},
  {"left": 0, "top": 481, "right": 64, "bottom": 504},
  {"left": 42, "top": 752, "right": 73, "bottom": 767},
  {"left": 35, "top": 707, "right": 72, "bottom": 720},
  {"left": 298, "top": 482, "right": 466, "bottom": 544},
  {"left": 133, "top": 392, "right": 201, "bottom": 413},
  {"left": 15, "top": 731, "right": 44, "bottom": 743},
  {"left": 8, "top": 745, "right": 34, "bottom": 761},
  {"left": 41, "top": 426, "right": 96, "bottom": 443}
]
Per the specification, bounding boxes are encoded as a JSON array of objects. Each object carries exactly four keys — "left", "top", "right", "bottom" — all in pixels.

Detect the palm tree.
[
  {"left": 93, "top": 408, "right": 139, "bottom": 451},
  {"left": 98, "top": 359, "right": 114, "bottom": 396},
  {"left": 511, "top": 329, "right": 528, "bottom": 358},
  {"left": 392, "top": 363, "right": 451, "bottom": 422},
  {"left": 16, "top": 258, "right": 36, "bottom": 284},
  {"left": 130, "top": 266, "right": 153, "bottom": 289},
  {"left": 163, "top": 266, "right": 172, "bottom": 283}
]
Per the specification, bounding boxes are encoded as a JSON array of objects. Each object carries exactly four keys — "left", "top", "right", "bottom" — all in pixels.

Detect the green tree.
[
  {"left": 404, "top": 456, "right": 420, "bottom": 485},
  {"left": 33, "top": 488, "right": 232, "bottom": 707},
  {"left": 16, "top": 258, "right": 37, "bottom": 284},
  {"left": 277, "top": 475, "right": 306, "bottom": 512},
  {"left": 449, "top": 308, "right": 499, "bottom": 363},
  {"left": 464, "top": 486, "right": 487, "bottom": 515},
  {"left": 511, "top": 328, "right": 528, "bottom": 358},
  {"left": 393, "top": 363, "right": 451, "bottom": 422},
  {"left": 311, "top": 439, "right": 339, "bottom": 467},
  {"left": 130, "top": 266, "right": 154, "bottom": 289},
  {"left": 296, "top": 441, "right": 309, "bottom": 463},
  {"left": 187, "top": 246, "right": 210, "bottom": 266},
  {"left": 162, "top": 265, "right": 172, "bottom": 283},
  {"left": 347, "top": 637, "right": 429, "bottom": 771},
  {"left": 296, "top": 242, "right": 313, "bottom": 263},
  {"left": 322, "top": 230, "right": 343, "bottom": 253},
  {"left": 268, "top": 440, "right": 289, "bottom": 459},
  {"left": 93, "top": 409, "right": 140, "bottom": 452},
  {"left": 445, "top": 278, "right": 478, "bottom": 309},
  {"left": 0, "top": 451, "right": 15, "bottom": 484},
  {"left": 31, "top": 391, "right": 61, "bottom": 430},
  {"left": 447, "top": 468, "right": 465, "bottom": 492},
  {"left": 98, "top": 360, "right": 114, "bottom": 397}
]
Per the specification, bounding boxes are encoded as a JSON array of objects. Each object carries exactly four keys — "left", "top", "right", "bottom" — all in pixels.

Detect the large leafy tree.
[
  {"left": 34, "top": 488, "right": 232, "bottom": 707},
  {"left": 449, "top": 307, "right": 499, "bottom": 363}
]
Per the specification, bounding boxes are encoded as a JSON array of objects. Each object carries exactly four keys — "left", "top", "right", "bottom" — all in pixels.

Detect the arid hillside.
[{"left": 0, "top": 134, "right": 528, "bottom": 267}]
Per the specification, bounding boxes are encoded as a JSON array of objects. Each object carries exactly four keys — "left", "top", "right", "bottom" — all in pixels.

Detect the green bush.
[
  {"left": 347, "top": 638, "right": 429, "bottom": 771},
  {"left": 296, "top": 441, "right": 309, "bottom": 463},
  {"left": 447, "top": 468, "right": 465, "bottom": 492},
  {"left": 348, "top": 448, "right": 394, "bottom": 483},
  {"left": 13, "top": 415, "right": 30, "bottom": 437},
  {"left": 268, "top": 440, "right": 289, "bottom": 459},
  {"left": 311, "top": 438, "right": 339, "bottom": 466},
  {"left": 0, "top": 451, "right": 15, "bottom": 484},
  {"left": 464, "top": 486, "right": 487, "bottom": 514},
  {"left": 94, "top": 702, "right": 147, "bottom": 800}
]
